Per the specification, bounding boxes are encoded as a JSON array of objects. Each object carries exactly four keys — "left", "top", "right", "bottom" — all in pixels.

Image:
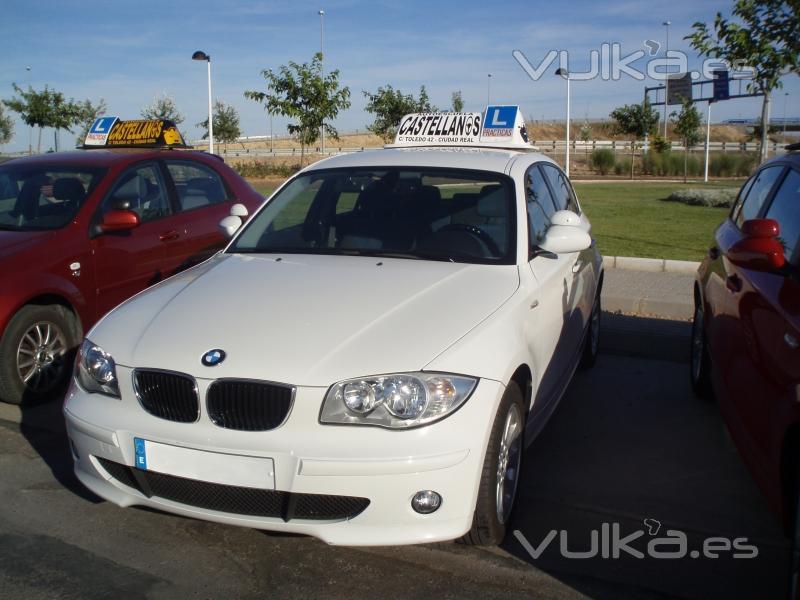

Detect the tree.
[
  {"left": 0, "top": 104, "right": 13, "bottom": 146},
  {"left": 610, "top": 97, "right": 660, "bottom": 178},
  {"left": 748, "top": 118, "right": 780, "bottom": 143},
  {"left": 141, "top": 93, "right": 184, "bottom": 125},
  {"left": 363, "top": 85, "right": 439, "bottom": 142},
  {"left": 671, "top": 99, "right": 703, "bottom": 182},
  {"left": 73, "top": 98, "right": 108, "bottom": 143},
  {"left": 245, "top": 53, "right": 350, "bottom": 166},
  {"left": 579, "top": 123, "right": 592, "bottom": 158},
  {"left": 451, "top": 91, "right": 464, "bottom": 112},
  {"left": 3, "top": 84, "right": 83, "bottom": 152},
  {"left": 687, "top": 0, "right": 800, "bottom": 163},
  {"left": 197, "top": 100, "right": 242, "bottom": 152}
]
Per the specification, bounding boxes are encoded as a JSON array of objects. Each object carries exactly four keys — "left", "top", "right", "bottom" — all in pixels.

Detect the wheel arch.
[
  {"left": 9, "top": 294, "right": 84, "bottom": 343},
  {"left": 509, "top": 364, "right": 533, "bottom": 414}
]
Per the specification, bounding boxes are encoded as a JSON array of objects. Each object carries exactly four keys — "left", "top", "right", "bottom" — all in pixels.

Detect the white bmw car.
[{"left": 65, "top": 107, "right": 603, "bottom": 546}]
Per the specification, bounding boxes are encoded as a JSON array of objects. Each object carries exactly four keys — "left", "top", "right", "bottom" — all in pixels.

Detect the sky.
[{"left": 1, "top": 0, "right": 798, "bottom": 152}]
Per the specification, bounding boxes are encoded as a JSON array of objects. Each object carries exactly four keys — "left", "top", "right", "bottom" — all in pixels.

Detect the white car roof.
[{"left": 304, "top": 147, "right": 556, "bottom": 175}]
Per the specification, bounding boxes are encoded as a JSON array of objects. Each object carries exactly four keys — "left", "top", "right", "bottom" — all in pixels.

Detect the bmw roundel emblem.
[{"left": 201, "top": 349, "right": 226, "bottom": 367}]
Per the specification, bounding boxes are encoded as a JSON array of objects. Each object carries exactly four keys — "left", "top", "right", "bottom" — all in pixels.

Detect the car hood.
[
  {"left": 0, "top": 229, "right": 55, "bottom": 261},
  {"left": 92, "top": 253, "right": 520, "bottom": 386}
]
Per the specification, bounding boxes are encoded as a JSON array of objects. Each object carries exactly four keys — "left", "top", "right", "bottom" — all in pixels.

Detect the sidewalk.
[{"left": 602, "top": 267, "right": 695, "bottom": 321}]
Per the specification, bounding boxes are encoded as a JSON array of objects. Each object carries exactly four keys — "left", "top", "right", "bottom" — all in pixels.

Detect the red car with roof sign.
[{"left": 0, "top": 119, "right": 263, "bottom": 405}]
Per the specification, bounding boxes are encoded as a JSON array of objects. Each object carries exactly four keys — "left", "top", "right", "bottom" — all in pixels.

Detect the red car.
[
  {"left": 0, "top": 134, "right": 263, "bottom": 405},
  {"left": 691, "top": 143, "right": 800, "bottom": 595}
]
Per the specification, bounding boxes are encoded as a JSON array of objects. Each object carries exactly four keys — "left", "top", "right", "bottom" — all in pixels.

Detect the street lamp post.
[
  {"left": 663, "top": 21, "right": 671, "bottom": 138},
  {"left": 556, "top": 67, "right": 571, "bottom": 176},
  {"left": 192, "top": 50, "right": 214, "bottom": 154},
  {"left": 25, "top": 66, "right": 32, "bottom": 155},
  {"left": 487, "top": 73, "right": 492, "bottom": 105},
  {"left": 319, "top": 9, "right": 325, "bottom": 155},
  {"left": 784, "top": 92, "right": 790, "bottom": 136}
]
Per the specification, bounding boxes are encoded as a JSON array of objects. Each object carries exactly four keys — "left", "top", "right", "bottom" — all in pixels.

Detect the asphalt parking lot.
[{"left": 0, "top": 313, "right": 789, "bottom": 600}]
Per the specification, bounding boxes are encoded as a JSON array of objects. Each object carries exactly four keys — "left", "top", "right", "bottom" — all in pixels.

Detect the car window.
[
  {"left": 526, "top": 165, "right": 556, "bottom": 248},
  {"left": 736, "top": 165, "right": 784, "bottom": 227},
  {"left": 229, "top": 168, "right": 516, "bottom": 265},
  {"left": 0, "top": 164, "right": 106, "bottom": 231},
  {"left": 105, "top": 164, "right": 171, "bottom": 223},
  {"left": 166, "top": 161, "right": 228, "bottom": 211},
  {"left": 764, "top": 168, "right": 800, "bottom": 263},
  {"left": 540, "top": 163, "right": 579, "bottom": 213},
  {"left": 729, "top": 175, "right": 756, "bottom": 223}
]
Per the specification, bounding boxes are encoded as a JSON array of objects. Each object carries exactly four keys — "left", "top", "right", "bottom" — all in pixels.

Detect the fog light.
[{"left": 411, "top": 490, "right": 442, "bottom": 514}]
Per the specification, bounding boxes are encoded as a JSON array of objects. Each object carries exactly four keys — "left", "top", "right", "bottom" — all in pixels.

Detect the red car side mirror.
[
  {"left": 727, "top": 218, "right": 785, "bottom": 272},
  {"left": 100, "top": 209, "right": 140, "bottom": 233}
]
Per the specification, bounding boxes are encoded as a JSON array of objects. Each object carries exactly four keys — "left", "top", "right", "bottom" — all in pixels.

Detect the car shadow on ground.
[
  {"left": 18, "top": 390, "right": 102, "bottom": 504},
  {"left": 501, "top": 342, "right": 789, "bottom": 599}
]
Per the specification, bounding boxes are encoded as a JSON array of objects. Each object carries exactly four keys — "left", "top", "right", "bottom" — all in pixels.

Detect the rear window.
[{"left": 0, "top": 164, "right": 106, "bottom": 231}]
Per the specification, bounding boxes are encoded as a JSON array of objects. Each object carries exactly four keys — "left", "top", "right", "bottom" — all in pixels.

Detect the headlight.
[
  {"left": 320, "top": 372, "right": 477, "bottom": 429},
  {"left": 76, "top": 339, "right": 120, "bottom": 398}
]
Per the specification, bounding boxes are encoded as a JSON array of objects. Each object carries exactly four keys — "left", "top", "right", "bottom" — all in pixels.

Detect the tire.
[
  {"left": 460, "top": 381, "right": 525, "bottom": 546},
  {"left": 580, "top": 292, "right": 601, "bottom": 369},
  {"left": 690, "top": 302, "right": 713, "bottom": 399},
  {"left": 0, "top": 305, "right": 79, "bottom": 405}
]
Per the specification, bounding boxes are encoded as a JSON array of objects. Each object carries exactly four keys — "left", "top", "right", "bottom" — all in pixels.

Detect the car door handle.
[
  {"left": 708, "top": 246, "right": 720, "bottom": 260},
  {"left": 785, "top": 333, "right": 799, "bottom": 349},
  {"left": 726, "top": 274, "right": 742, "bottom": 293},
  {"left": 159, "top": 230, "right": 180, "bottom": 242}
]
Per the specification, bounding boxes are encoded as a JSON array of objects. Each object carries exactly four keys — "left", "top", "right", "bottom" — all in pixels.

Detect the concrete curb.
[
  {"left": 601, "top": 293, "right": 693, "bottom": 321},
  {"left": 603, "top": 255, "right": 700, "bottom": 275}
]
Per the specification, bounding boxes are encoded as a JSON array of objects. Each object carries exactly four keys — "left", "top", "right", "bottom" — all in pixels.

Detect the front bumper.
[{"left": 64, "top": 369, "right": 506, "bottom": 546}]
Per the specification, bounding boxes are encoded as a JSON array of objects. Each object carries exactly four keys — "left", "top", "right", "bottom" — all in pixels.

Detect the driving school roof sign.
[
  {"left": 83, "top": 117, "right": 189, "bottom": 148},
  {"left": 392, "top": 106, "right": 531, "bottom": 150}
]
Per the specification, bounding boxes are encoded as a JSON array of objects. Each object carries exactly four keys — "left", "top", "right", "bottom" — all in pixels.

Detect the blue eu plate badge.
[{"left": 134, "top": 437, "right": 147, "bottom": 470}]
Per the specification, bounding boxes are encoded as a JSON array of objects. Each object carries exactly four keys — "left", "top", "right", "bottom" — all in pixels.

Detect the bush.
[
  {"left": 709, "top": 153, "right": 756, "bottom": 178},
  {"left": 613, "top": 158, "right": 631, "bottom": 176},
  {"left": 641, "top": 152, "right": 702, "bottom": 177},
  {"left": 232, "top": 161, "right": 301, "bottom": 178},
  {"left": 665, "top": 188, "right": 739, "bottom": 208},
  {"left": 591, "top": 149, "right": 616, "bottom": 175}
]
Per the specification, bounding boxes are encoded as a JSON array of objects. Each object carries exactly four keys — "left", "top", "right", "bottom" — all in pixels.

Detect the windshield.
[
  {"left": 0, "top": 163, "right": 107, "bottom": 231},
  {"left": 229, "top": 167, "right": 517, "bottom": 264}
]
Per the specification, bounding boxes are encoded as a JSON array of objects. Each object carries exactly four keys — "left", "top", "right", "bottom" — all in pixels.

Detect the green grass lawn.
[
  {"left": 249, "top": 179, "right": 743, "bottom": 263},
  {"left": 574, "top": 181, "right": 743, "bottom": 261}
]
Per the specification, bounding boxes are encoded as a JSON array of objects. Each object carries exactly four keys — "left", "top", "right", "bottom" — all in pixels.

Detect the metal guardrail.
[{"left": 216, "top": 139, "right": 786, "bottom": 159}]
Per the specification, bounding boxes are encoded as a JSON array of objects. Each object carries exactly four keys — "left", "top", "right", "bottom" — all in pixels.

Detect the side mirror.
[
  {"left": 538, "top": 210, "right": 591, "bottom": 254},
  {"left": 219, "top": 203, "right": 249, "bottom": 238},
  {"left": 100, "top": 209, "right": 140, "bottom": 233},
  {"left": 727, "top": 218, "right": 785, "bottom": 271}
]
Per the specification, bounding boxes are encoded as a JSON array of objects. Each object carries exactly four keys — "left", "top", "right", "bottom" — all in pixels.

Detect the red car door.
[
  {"left": 715, "top": 166, "right": 800, "bottom": 485},
  {"left": 162, "top": 159, "right": 236, "bottom": 267},
  {"left": 707, "top": 165, "right": 785, "bottom": 398},
  {"left": 91, "top": 162, "right": 185, "bottom": 317}
]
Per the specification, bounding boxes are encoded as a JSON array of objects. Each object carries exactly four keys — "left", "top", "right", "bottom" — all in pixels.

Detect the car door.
[
  {"left": 706, "top": 165, "right": 786, "bottom": 402},
  {"left": 524, "top": 163, "right": 581, "bottom": 413},
  {"left": 726, "top": 166, "right": 800, "bottom": 471},
  {"left": 91, "top": 162, "right": 186, "bottom": 317},
  {"left": 162, "top": 159, "right": 234, "bottom": 268},
  {"left": 540, "top": 162, "right": 595, "bottom": 334}
]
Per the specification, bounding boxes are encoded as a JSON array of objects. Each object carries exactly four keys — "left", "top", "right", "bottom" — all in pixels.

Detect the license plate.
[{"left": 133, "top": 437, "right": 275, "bottom": 490}]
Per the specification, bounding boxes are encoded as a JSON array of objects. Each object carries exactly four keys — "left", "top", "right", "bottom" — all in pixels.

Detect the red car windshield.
[{"left": 0, "top": 163, "right": 107, "bottom": 231}]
